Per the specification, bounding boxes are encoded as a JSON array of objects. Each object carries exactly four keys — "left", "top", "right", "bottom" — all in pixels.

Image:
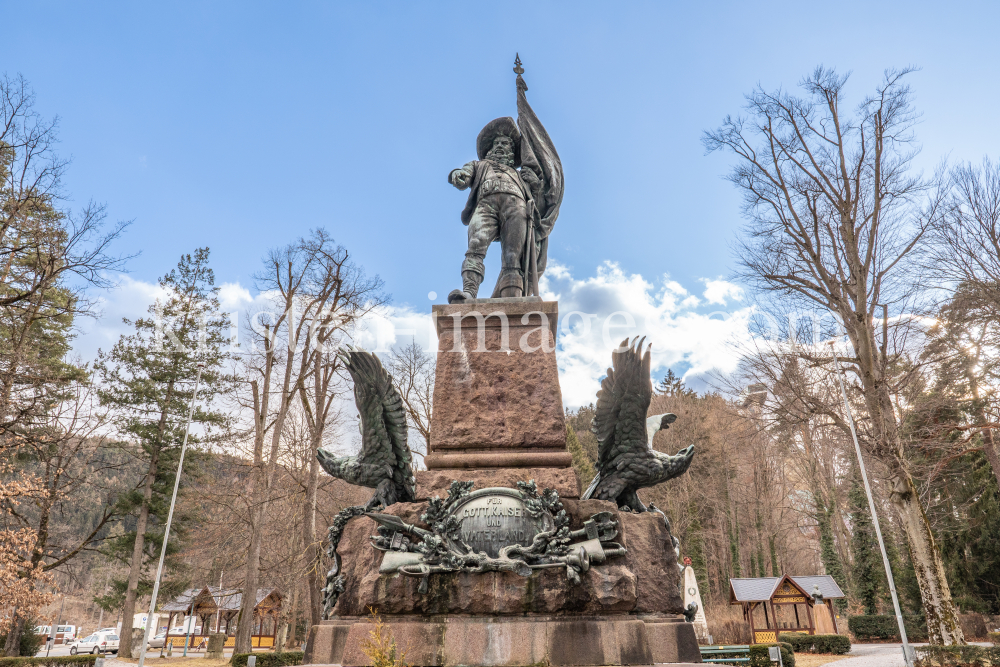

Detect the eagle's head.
[{"left": 659, "top": 413, "right": 677, "bottom": 430}]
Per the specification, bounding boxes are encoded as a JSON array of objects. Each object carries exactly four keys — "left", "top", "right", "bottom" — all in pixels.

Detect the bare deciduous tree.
[
  {"left": 0, "top": 73, "right": 131, "bottom": 439},
  {"left": 233, "top": 230, "right": 386, "bottom": 652},
  {"left": 705, "top": 67, "right": 964, "bottom": 644},
  {"left": 925, "top": 158, "right": 1000, "bottom": 486},
  {"left": 1, "top": 381, "right": 128, "bottom": 655},
  {"left": 387, "top": 339, "right": 434, "bottom": 466}
]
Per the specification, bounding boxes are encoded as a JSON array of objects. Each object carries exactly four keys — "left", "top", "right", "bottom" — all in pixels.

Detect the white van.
[{"left": 34, "top": 625, "right": 76, "bottom": 645}]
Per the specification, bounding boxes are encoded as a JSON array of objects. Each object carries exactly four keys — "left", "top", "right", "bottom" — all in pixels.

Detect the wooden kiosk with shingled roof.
[
  {"left": 729, "top": 574, "right": 844, "bottom": 644},
  {"left": 160, "top": 586, "right": 283, "bottom": 649}
]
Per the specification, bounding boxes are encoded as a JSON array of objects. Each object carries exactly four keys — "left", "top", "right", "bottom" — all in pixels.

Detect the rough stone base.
[
  {"left": 304, "top": 615, "right": 702, "bottom": 666},
  {"left": 331, "top": 499, "right": 684, "bottom": 617}
]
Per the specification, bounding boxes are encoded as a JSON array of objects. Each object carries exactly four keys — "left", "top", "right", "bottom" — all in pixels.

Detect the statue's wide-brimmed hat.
[{"left": 477, "top": 117, "right": 521, "bottom": 166}]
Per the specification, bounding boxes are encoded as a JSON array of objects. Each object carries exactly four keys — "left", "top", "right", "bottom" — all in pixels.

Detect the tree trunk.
[
  {"left": 968, "top": 374, "right": 1000, "bottom": 491},
  {"left": 118, "top": 445, "right": 160, "bottom": 658},
  {"left": 4, "top": 614, "right": 25, "bottom": 657},
  {"left": 303, "top": 444, "right": 322, "bottom": 627},
  {"left": 890, "top": 467, "right": 965, "bottom": 644},
  {"left": 981, "top": 431, "right": 1000, "bottom": 493},
  {"left": 233, "top": 499, "right": 265, "bottom": 654},
  {"left": 285, "top": 584, "right": 298, "bottom": 649},
  {"left": 859, "top": 352, "right": 966, "bottom": 645},
  {"left": 235, "top": 350, "right": 296, "bottom": 653}
]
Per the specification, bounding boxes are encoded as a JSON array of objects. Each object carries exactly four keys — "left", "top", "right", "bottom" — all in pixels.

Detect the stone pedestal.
[
  {"left": 427, "top": 298, "right": 569, "bottom": 469},
  {"left": 327, "top": 500, "right": 685, "bottom": 618},
  {"left": 424, "top": 298, "right": 577, "bottom": 504},
  {"left": 305, "top": 299, "right": 701, "bottom": 665},
  {"left": 305, "top": 616, "right": 701, "bottom": 666},
  {"left": 307, "top": 499, "right": 701, "bottom": 664},
  {"left": 305, "top": 614, "right": 702, "bottom": 666}
]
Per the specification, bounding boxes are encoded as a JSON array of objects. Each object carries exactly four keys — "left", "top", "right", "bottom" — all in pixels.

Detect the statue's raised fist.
[{"left": 449, "top": 169, "right": 471, "bottom": 190}]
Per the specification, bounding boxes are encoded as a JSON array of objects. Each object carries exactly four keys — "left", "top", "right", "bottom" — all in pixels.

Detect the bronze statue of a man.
[{"left": 448, "top": 57, "right": 564, "bottom": 303}]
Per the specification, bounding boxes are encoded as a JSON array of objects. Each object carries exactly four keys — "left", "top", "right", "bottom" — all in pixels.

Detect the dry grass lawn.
[
  {"left": 792, "top": 654, "right": 852, "bottom": 667},
  {"left": 106, "top": 658, "right": 230, "bottom": 667}
]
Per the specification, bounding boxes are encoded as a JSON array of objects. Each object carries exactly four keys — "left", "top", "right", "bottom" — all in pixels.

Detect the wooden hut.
[
  {"left": 729, "top": 575, "right": 844, "bottom": 644},
  {"left": 160, "top": 587, "right": 283, "bottom": 649}
]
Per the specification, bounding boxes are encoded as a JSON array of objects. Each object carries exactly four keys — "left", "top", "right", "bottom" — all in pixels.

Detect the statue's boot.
[
  {"left": 448, "top": 270, "right": 482, "bottom": 304},
  {"left": 497, "top": 268, "right": 524, "bottom": 298}
]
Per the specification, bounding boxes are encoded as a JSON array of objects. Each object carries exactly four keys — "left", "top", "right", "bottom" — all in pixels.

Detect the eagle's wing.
[
  {"left": 591, "top": 337, "right": 654, "bottom": 475},
  {"left": 340, "top": 347, "right": 416, "bottom": 502}
]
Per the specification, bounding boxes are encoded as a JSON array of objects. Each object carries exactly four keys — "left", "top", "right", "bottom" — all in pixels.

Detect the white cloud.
[
  {"left": 218, "top": 282, "right": 253, "bottom": 311},
  {"left": 541, "top": 260, "right": 752, "bottom": 406},
  {"left": 71, "top": 261, "right": 753, "bottom": 409},
  {"left": 701, "top": 278, "right": 744, "bottom": 305},
  {"left": 72, "top": 275, "right": 169, "bottom": 363}
]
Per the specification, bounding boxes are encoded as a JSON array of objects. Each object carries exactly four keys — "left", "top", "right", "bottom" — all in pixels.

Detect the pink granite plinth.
[
  {"left": 428, "top": 299, "right": 566, "bottom": 467},
  {"left": 416, "top": 467, "right": 580, "bottom": 500}
]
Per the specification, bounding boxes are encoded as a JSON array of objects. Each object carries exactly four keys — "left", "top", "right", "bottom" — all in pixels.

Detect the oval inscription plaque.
[{"left": 450, "top": 488, "right": 554, "bottom": 558}]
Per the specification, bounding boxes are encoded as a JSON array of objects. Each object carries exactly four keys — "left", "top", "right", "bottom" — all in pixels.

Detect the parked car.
[
  {"left": 68, "top": 632, "right": 119, "bottom": 655},
  {"left": 148, "top": 631, "right": 167, "bottom": 649}
]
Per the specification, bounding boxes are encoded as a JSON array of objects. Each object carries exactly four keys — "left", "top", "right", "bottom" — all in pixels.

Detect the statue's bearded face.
[{"left": 486, "top": 136, "right": 515, "bottom": 167}]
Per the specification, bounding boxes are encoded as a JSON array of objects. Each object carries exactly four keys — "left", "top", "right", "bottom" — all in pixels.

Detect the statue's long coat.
[{"left": 459, "top": 75, "right": 564, "bottom": 297}]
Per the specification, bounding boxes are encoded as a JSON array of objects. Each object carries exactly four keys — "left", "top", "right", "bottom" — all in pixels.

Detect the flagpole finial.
[{"left": 513, "top": 53, "right": 524, "bottom": 75}]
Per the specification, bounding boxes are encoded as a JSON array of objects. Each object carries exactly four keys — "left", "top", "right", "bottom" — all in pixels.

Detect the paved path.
[
  {"left": 832, "top": 643, "right": 909, "bottom": 667},
  {"left": 827, "top": 642, "right": 992, "bottom": 667}
]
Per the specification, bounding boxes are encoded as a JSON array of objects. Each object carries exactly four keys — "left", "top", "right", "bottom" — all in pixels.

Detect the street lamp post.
[
  {"left": 135, "top": 362, "right": 204, "bottom": 667},
  {"left": 829, "top": 343, "right": 914, "bottom": 667}
]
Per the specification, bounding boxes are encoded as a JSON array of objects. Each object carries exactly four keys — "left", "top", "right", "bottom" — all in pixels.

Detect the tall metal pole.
[
  {"left": 829, "top": 344, "right": 914, "bottom": 667},
  {"left": 45, "top": 595, "right": 65, "bottom": 657},
  {"left": 136, "top": 362, "right": 204, "bottom": 667}
]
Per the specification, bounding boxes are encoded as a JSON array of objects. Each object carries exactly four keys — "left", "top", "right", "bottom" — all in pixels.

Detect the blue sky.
[{"left": 5, "top": 1, "right": 999, "bottom": 401}]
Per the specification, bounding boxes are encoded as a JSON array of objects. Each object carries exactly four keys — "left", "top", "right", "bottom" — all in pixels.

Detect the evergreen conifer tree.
[
  {"left": 883, "top": 528, "right": 923, "bottom": 617},
  {"left": 685, "top": 503, "right": 710, "bottom": 596},
  {"left": 95, "top": 249, "right": 232, "bottom": 656},
  {"left": 817, "top": 498, "right": 848, "bottom": 612},
  {"left": 849, "top": 468, "right": 882, "bottom": 615},
  {"left": 566, "top": 423, "right": 595, "bottom": 485},
  {"left": 728, "top": 507, "right": 742, "bottom": 578}
]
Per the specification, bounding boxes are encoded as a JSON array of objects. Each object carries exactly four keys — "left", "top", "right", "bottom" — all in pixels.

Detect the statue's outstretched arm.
[{"left": 448, "top": 161, "right": 476, "bottom": 190}]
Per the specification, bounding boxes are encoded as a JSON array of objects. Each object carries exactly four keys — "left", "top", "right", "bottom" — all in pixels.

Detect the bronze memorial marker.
[{"left": 305, "top": 57, "right": 702, "bottom": 666}]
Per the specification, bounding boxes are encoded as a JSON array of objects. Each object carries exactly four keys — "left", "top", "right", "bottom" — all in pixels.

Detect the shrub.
[
  {"left": 914, "top": 644, "right": 1000, "bottom": 666},
  {"left": 778, "top": 633, "right": 850, "bottom": 655},
  {"left": 748, "top": 643, "right": 794, "bottom": 667},
  {"left": 0, "top": 657, "right": 98, "bottom": 667},
  {"left": 360, "top": 609, "right": 407, "bottom": 667},
  {"left": 229, "top": 651, "right": 303, "bottom": 667},
  {"left": 848, "top": 614, "right": 928, "bottom": 642},
  {"left": 0, "top": 624, "right": 43, "bottom": 658},
  {"left": 988, "top": 632, "right": 1000, "bottom": 646}
]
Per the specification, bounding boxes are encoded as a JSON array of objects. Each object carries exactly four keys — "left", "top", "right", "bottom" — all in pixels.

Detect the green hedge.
[
  {"left": 779, "top": 633, "right": 851, "bottom": 654},
  {"left": 748, "top": 643, "right": 794, "bottom": 667},
  {"left": 848, "top": 614, "right": 929, "bottom": 642},
  {"left": 230, "top": 651, "right": 304, "bottom": 667},
  {"left": 0, "top": 657, "right": 98, "bottom": 667},
  {"left": 914, "top": 644, "right": 1000, "bottom": 666}
]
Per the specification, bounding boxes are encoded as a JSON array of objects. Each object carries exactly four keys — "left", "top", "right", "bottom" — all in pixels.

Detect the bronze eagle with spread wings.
[
  {"left": 582, "top": 337, "right": 695, "bottom": 511},
  {"left": 317, "top": 347, "right": 416, "bottom": 510}
]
